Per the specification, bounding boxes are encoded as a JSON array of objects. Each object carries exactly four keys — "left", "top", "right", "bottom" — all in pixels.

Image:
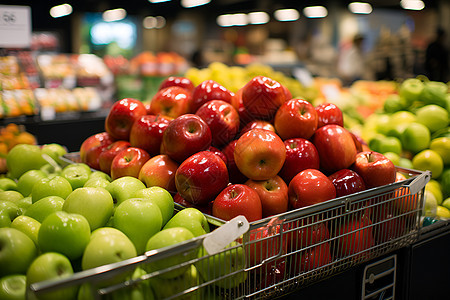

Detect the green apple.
[
  {"left": 149, "top": 265, "right": 200, "bottom": 300},
  {"left": 145, "top": 227, "right": 196, "bottom": 279},
  {"left": 16, "top": 170, "right": 47, "bottom": 197},
  {"left": 61, "top": 163, "right": 92, "bottom": 190},
  {"left": 374, "top": 114, "right": 391, "bottom": 135},
  {"left": 163, "top": 208, "right": 210, "bottom": 237},
  {"left": 16, "top": 196, "right": 32, "bottom": 215},
  {"left": 0, "top": 274, "right": 26, "bottom": 300},
  {"left": 398, "top": 157, "right": 414, "bottom": 169},
  {"left": 26, "top": 252, "right": 77, "bottom": 300},
  {"left": 378, "top": 136, "right": 402, "bottom": 155},
  {"left": 412, "top": 149, "right": 444, "bottom": 179},
  {"left": 90, "top": 226, "right": 128, "bottom": 240},
  {"left": 40, "top": 143, "right": 68, "bottom": 165},
  {"left": 0, "top": 178, "right": 17, "bottom": 191},
  {"left": 88, "top": 171, "right": 112, "bottom": 182},
  {"left": 442, "top": 197, "right": 450, "bottom": 211},
  {"left": 0, "top": 211, "right": 11, "bottom": 227},
  {"left": 420, "top": 81, "right": 448, "bottom": 108},
  {"left": 0, "top": 227, "right": 38, "bottom": 277},
  {"left": 401, "top": 122, "right": 431, "bottom": 153},
  {"left": 106, "top": 176, "right": 146, "bottom": 205},
  {"left": 11, "top": 215, "right": 41, "bottom": 246},
  {"left": 6, "top": 144, "right": 47, "bottom": 179},
  {"left": 399, "top": 78, "right": 424, "bottom": 104},
  {"left": 114, "top": 198, "right": 162, "bottom": 254},
  {"left": 38, "top": 211, "right": 91, "bottom": 260},
  {"left": 436, "top": 205, "right": 450, "bottom": 219},
  {"left": 81, "top": 233, "right": 137, "bottom": 285},
  {"left": 39, "top": 163, "right": 62, "bottom": 177},
  {"left": 131, "top": 186, "right": 174, "bottom": 226},
  {"left": 83, "top": 177, "right": 110, "bottom": 189},
  {"left": 423, "top": 190, "right": 438, "bottom": 217},
  {"left": 368, "top": 134, "right": 386, "bottom": 153},
  {"left": 430, "top": 137, "right": 450, "bottom": 165},
  {"left": 195, "top": 241, "right": 247, "bottom": 289},
  {"left": 63, "top": 187, "right": 114, "bottom": 231},
  {"left": 425, "top": 180, "right": 443, "bottom": 205},
  {"left": 0, "top": 191, "right": 24, "bottom": 203},
  {"left": 416, "top": 104, "right": 449, "bottom": 133},
  {"left": 31, "top": 176, "right": 72, "bottom": 203},
  {"left": 0, "top": 201, "right": 20, "bottom": 222},
  {"left": 383, "top": 152, "right": 401, "bottom": 166},
  {"left": 383, "top": 94, "right": 407, "bottom": 113},
  {"left": 440, "top": 169, "right": 450, "bottom": 199},
  {"left": 24, "top": 196, "right": 64, "bottom": 223}
]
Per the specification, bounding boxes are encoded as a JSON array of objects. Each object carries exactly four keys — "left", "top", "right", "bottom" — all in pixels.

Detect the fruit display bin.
[{"left": 28, "top": 167, "right": 430, "bottom": 300}]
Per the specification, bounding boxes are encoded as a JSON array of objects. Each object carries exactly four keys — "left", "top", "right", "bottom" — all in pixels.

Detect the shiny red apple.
[
  {"left": 239, "top": 120, "right": 276, "bottom": 137},
  {"left": 234, "top": 128, "right": 286, "bottom": 181},
  {"left": 312, "top": 124, "right": 357, "bottom": 174},
  {"left": 245, "top": 175, "right": 289, "bottom": 218},
  {"left": 196, "top": 99, "right": 240, "bottom": 147},
  {"left": 336, "top": 214, "right": 374, "bottom": 258},
  {"left": 98, "top": 140, "right": 131, "bottom": 175},
  {"left": 149, "top": 86, "right": 191, "bottom": 119},
  {"left": 288, "top": 169, "right": 336, "bottom": 209},
  {"left": 190, "top": 80, "right": 234, "bottom": 113},
  {"left": 79, "top": 132, "right": 115, "bottom": 170},
  {"left": 212, "top": 184, "right": 262, "bottom": 222},
  {"left": 242, "top": 76, "right": 286, "bottom": 120},
  {"left": 105, "top": 98, "right": 147, "bottom": 140},
  {"left": 207, "top": 146, "right": 227, "bottom": 165},
  {"left": 173, "top": 192, "right": 212, "bottom": 215},
  {"left": 110, "top": 147, "right": 151, "bottom": 180},
  {"left": 279, "top": 138, "right": 320, "bottom": 185},
  {"left": 298, "top": 242, "right": 332, "bottom": 272},
  {"left": 138, "top": 154, "right": 179, "bottom": 193},
  {"left": 162, "top": 114, "right": 212, "bottom": 163},
  {"left": 129, "top": 114, "right": 171, "bottom": 156},
  {"left": 221, "top": 139, "right": 248, "bottom": 184},
  {"left": 315, "top": 102, "right": 344, "bottom": 128},
  {"left": 352, "top": 151, "right": 396, "bottom": 189},
  {"left": 175, "top": 150, "right": 229, "bottom": 206},
  {"left": 274, "top": 98, "right": 318, "bottom": 140},
  {"left": 328, "top": 168, "right": 366, "bottom": 198},
  {"left": 158, "top": 76, "right": 195, "bottom": 92}
]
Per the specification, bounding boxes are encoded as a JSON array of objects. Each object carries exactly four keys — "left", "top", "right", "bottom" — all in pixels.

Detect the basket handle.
[{"left": 405, "top": 170, "right": 431, "bottom": 194}]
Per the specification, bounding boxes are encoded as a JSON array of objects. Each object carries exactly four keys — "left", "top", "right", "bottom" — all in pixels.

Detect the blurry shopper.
[
  {"left": 337, "top": 34, "right": 366, "bottom": 86},
  {"left": 425, "top": 28, "right": 449, "bottom": 82}
]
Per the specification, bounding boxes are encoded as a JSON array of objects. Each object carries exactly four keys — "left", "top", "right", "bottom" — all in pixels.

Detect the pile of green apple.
[
  {"left": 357, "top": 78, "right": 450, "bottom": 220},
  {"left": 0, "top": 142, "right": 215, "bottom": 300}
]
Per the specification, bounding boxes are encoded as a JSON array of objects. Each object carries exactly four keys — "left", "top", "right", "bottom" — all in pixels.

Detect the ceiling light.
[
  {"left": 248, "top": 12, "right": 269, "bottom": 25},
  {"left": 49, "top": 4, "right": 72, "bottom": 18},
  {"left": 303, "top": 6, "right": 328, "bottom": 18},
  {"left": 148, "top": 0, "right": 171, "bottom": 3},
  {"left": 400, "top": 0, "right": 425, "bottom": 10},
  {"left": 217, "top": 14, "right": 233, "bottom": 27},
  {"left": 274, "top": 9, "right": 300, "bottom": 21},
  {"left": 181, "top": 0, "right": 211, "bottom": 8},
  {"left": 102, "top": 8, "right": 127, "bottom": 22},
  {"left": 230, "top": 13, "right": 248, "bottom": 26},
  {"left": 348, "top": 2, "right": 372, "bottom": 14},
  {"left": 143, "top": 16, "right": 166, "bottom": 29}
]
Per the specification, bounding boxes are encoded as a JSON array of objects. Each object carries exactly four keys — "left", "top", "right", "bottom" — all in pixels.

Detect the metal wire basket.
[{"left": 28, "top": 167, "right": 430, "bottom": 300}]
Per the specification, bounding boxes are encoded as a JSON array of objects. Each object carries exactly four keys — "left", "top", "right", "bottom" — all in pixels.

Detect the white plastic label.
[
  {"left": 203, "top": 215, "right": 249, "bottom": 255},
  {"left": 407, "top": 171, "right": 431, "bottom": 195},
  {"left": 0, "top": 5, "right": 31, "bottom": 48}
]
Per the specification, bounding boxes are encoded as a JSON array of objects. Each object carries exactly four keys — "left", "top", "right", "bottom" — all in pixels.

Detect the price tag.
[{"left": 0, "top": 5, "right": 31, "bottom": 48}]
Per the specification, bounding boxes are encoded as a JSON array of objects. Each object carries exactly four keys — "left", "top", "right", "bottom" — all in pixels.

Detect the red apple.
[
  {"left": 246, "top": 223, "right": 283, "bottom": 266},
  {"left": 279, "top": 138, "right": 320, "bottom": 185},
  {"left": 288, "top": 169, "right": 336, "bottom": 209},
  {"left": 238, "top": 99, "right": 255, "bottom": 128},
  {"left": 138, "top": 154, "right": 179, "bottom": 193},
  {"left": 260, "top": 258, "right": 286, "bottom": 288},
  {"left": 212, "top": 184, "right": 262, "bottom": 222},
  {"left": 352, "top": 151, "right": 396, "bottom": 189},
  {"left": 241, "top": 76, "right": 286, "bottom": 120},
  {"left": 105, "top": 98, "right": 147, "bottom": 140},
  {"left": 80, "top": 132, "right": 115, "bottom": 170},
  {"left": 298, "top": 242, "right": 332, "bottom": 272},
  {"left": 245, "top": 175, "right": 289, "bottom": 218},
  {"left": 162, "top": 114, "right": 212, "bottom": 163},
  {"left": 234, "top": 129, "right": 286, "bottom": 181},
  {"left": 239, "top": 120, "right": 276, "bottom": 137},
  {"left": 175, "top": 150, "right": 229, "bottom": 206},
  {"left": 297, "top": 221, "right": 330, "bottom": 248},
  {"left": 336, "top": 214, "right": 374, "bottom": 258},
  {"left": 312, "top": 124, "right": 357, "bottom": 174},
  {"left": 158, "top": 76, "right": 195, "bottom": 92},
  {"left": 222, "top": 139, "right": 248, "bottom": 184},
  {"left": 207, "top": 146, "right": 227, "bottom": 165},
  {"left": 129, "top": 114, "right": 171, "bottom": 156},
  {"left": 173, "top": 192, "right": 212, "bottom": 215},
  {"left": 328, "top": 169, "right": 366, "bottom": 198},
  {"left": 190, "top": 80, "right": 234, "bottom": 113},
  {"left": 350, "top": 132, "right": 366, "bottom": 153},
  {"left": 274, "top": 98, "right": 318, "bottom": 140},
  {"left": 110, "top": 147, "right": 151, "bottom": 180},
  {"left": 196, "top": 100, "right": 240, "bottom": 147},
  {"left": 315, "top": 102, "right": 344, "bottom": 128},
  {"left": 283, "top": 85, "right": 292, "bottom": 101},
  {"left": 373, "top": 203, "right": 406, "bottom": 243},
  {"left": 98, "top": 140, "right": 131, "bottom": 175},
  {"left": 149, "top": 86, "right": 191, "bottom": 119}
]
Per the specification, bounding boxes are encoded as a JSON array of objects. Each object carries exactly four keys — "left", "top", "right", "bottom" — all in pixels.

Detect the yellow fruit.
[
  {"left": 430, "top": 137, "right": 450, "bottom": 165},
  {"left": 425, "top": 180, "right": 443, "bottom": 205},
  {"left": 436, "top": 205, "right": 450, "bottom": 220},
  {"left": 412, "top": 149, "right": 444, "bottom": 179}
]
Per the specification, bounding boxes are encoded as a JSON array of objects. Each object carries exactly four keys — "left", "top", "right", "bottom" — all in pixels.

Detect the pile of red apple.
[{"left": 80, "top": 75, "right": 401, "bottom": 222}]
